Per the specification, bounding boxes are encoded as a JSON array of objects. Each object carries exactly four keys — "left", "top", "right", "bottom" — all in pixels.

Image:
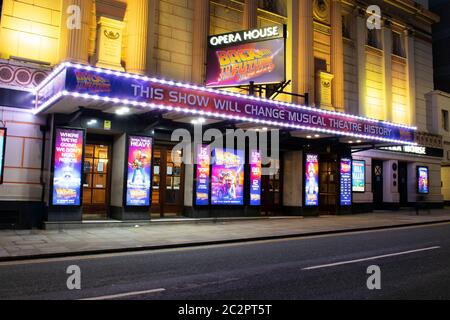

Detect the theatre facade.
[{"left": 0, "top": 0, "right": 444, "bottom": 228}]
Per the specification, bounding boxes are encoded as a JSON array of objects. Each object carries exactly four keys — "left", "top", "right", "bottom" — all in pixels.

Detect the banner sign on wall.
[
  {"left": 352, "top": 160, "right": 366, "bottom": 193},
  {"left": 206, "top": 26, "right": 286, "bottom": 87},
  {"left": 340, "top": 158, "right": 352, "bottom": 206},
  {"left": 52, "top": 128, "right": 84, "bottom": 206},
  {"left": 206, "top": 38, "right": 286, "bottom": 87},
  {"left": 417, "top": 166, "right": 429, "bottom": 194},
  {"left": 211, "top": 148, "right": 245, "bottom": 206},
  {"left": 126, "top": 136, "right": 153, "bottom": 206},
  {"left": 195, "top": 145, "right": 211, "bottom": 206},
  {"left": 250, "top": 150, "right": 262, "bottom": 206},
  {"left": 35, "top": 64, "right": 416, "bottom": 144},
  {"left": 304, "top": 154, "right": 319, "bottom": 207},
  {"left": 0, "top": 128, "right": 6, "bottom": 185}
]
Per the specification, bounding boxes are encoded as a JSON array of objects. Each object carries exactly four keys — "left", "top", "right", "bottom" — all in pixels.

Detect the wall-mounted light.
[
  {"left": 116, "top": 106, "right": 130, "bottom": 115},
  {"left": 87, "top": 119, "right": 98, "bottom": 126},
  {"left": 191, "top": 117, "right": 206, "bottom": 125}
]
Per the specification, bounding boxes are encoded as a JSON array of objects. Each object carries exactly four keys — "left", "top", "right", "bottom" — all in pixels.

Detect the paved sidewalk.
[{"left": 1, "top": 209, "right": 450, "bottom": 261}]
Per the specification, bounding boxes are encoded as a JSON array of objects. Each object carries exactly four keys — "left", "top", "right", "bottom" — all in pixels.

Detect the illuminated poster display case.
[
  {"left": 195, "top": 145, "right": 211, "bottom": 206},
  {"left": 211, "top": 148, "right": 245, "bottom": 206},
  {"left": 124, "top": 135, "right": 154, "bottom": 207},
  {"left": 0, "top": 128, "right": 6, "bottom": 185},
  {"left": 50, "top": 127, "right": 86, "bottom": 207},
  {"left": 352, "top": 160, "right": 366, "bottom": 193},
  {"left": 304, "top": 153, "right": 319, "bottom": 207},
  {"left": 417, "top": 166, "right": 429, "bottom": 195},
  {"left": 340, "top": 157, "right": 352, "bottom": 206},
  {"left": 249, "top": 150, "right": 262, "bottom": 206},
  {"left": 193, "top": 147, "right": 262, "bottom": 208}
]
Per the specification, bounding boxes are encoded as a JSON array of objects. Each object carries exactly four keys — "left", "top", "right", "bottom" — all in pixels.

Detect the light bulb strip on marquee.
[{"left": 33, "top": 63, "right": 417, "bottom": 145}]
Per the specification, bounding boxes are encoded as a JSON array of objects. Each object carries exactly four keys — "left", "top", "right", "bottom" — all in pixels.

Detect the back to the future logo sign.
[{"left": 206, "top": 26, "right": 286, "bottom": 87}]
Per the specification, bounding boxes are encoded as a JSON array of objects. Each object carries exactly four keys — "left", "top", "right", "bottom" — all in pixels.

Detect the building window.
[
  {"left": 367, "top": 29, "right": 381, "bottom": 49},
  {"left": 442, "top": 110, "right": 449, "bottom": 131},
  {"left": 342, "top": 15, "right": 351, "bottom": 39},
  {"left": 392, "top": 32, "right": 405, "bottom": 57}
]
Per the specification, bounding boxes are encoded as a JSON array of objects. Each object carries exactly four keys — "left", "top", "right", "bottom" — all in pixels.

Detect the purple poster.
[
  {"left": 52, "top": 128, "right": 84, "bottom": 206},
  {"left": 211, "top": 148, "right": 245, "bottom": 205},
  {"left": 340, "top": 158, "right": 352, "bottom": 206},
  {"left": 196, "top": 145, "right": 211, "bottom": 206},
  {"left": 126, "top": 136, "right": 153, "bottom": 206},
  {"left": 305, "top": 154, "right": 319, "bottom": 207},
  {"left": 250, "top": 150, "right": 262, "bottom": 206},
  {"left": 417, "top": 166, "right": 429, "bottom": 194}
]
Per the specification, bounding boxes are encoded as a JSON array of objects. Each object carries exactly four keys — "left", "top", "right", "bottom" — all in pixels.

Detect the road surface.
[{"left": 0, "top": 222, "right": 449, "bottom": 300}]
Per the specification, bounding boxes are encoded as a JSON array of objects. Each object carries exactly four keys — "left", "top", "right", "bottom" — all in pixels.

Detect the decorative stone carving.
[
  {"left": 315, "top": 71, "right": 334, "bottom": 109},
  {"left": 94, "top": 17, "right": 124, "bottom": 71},
  {"left": 313, "top": 0, "right": 330, "bottom": 23}
]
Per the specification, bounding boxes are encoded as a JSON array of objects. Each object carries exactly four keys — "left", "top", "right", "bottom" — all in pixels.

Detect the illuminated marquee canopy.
[{"left": 34, "top": 63, "right": 417, "bottom": 145}]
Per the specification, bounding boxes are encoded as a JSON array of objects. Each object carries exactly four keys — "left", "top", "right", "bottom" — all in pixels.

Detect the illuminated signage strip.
[
  {"left": 379, "top": 145, "right": 443, "bottom": 158},
  {"left": 208, "top": 26, "right": 285, "bottom": 47},
  {"left": 34, "top": 63, "right": 417, "bottom": 145},
  {"left": 125, "top": 136, "right": 153, "bottom": 207}
]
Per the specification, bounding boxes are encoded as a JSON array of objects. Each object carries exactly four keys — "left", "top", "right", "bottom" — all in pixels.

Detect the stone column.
[
  {"left": 126, "top": 0, "right": 149, "bottom": 74},
  {"left": 404, "top": 29, "right": 416, "bottom": 126},
  {"left": 355, "top": 8, "right": 367, "bottom": 116},
  {"left": 383, "top": 22, "right": 392, "bottom": 122},
  {"left": 330, "top": 0, "right": 345, "bottom": 112},
  {"left": 146, "top": 0, "right": 157, "bottom": 74},
  {"left": 298, "top": 0, "right": 314, "bottom": 106},
  {"left": 243, "top": 0, "right": 258, "bottom": 29},
  {"left": 60, "top": 0, "right": 93, "bottom": 64},
  {"left": 192, "top": 0, "right": 210, "bottom": 84},
  {"left": 287, "top": 0, "right": 299, "bottom": 103},
  {"left": 383, "top": 160, "right": 400, "bottom": 205}
]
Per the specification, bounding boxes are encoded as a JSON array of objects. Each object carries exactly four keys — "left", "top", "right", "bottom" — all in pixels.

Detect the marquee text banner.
[{"left": 36, "top": 65, "right": 415, "bottom": 143}]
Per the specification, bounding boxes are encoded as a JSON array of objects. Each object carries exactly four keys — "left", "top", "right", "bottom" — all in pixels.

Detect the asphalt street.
[{"left": 0, "top": 222, "right": 449, "bottom": 300}]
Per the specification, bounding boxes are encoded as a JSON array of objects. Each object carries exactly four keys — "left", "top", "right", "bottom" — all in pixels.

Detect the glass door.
[
  {"left": 319, "top": 159, "right": 338, "bottom": 214},
  {"left": 82, "top": 144, "right": 111, "bottom": 219},
  {"left": 151, "top": 146, "right": 185, "bottom": 218},
  {"left": 261, "top": 159, "right": 282, "bottom": 215}
]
